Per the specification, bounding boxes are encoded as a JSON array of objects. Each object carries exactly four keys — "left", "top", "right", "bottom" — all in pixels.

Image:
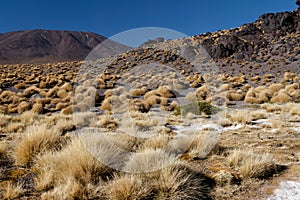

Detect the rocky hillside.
[{"left": 0, "top": 30, "right": 131, "bottom": 64}]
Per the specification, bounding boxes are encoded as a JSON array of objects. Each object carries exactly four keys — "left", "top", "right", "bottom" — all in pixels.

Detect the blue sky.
[{"left": 0, "top": 0, "right": 297, "bottom": 45}]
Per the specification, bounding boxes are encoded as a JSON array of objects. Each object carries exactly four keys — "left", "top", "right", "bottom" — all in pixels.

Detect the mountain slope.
[{"left": 0, "top": 30, "right": 131, "bottom": 64}]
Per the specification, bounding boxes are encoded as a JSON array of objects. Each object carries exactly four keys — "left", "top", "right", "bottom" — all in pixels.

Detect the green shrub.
[{"left": 174, "top": 101, "right": 218, "bottom": 116}]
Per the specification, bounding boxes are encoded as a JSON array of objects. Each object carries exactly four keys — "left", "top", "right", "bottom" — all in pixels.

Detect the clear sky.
[{"left": 0, "top": 0, "right": 297, "bottom": 41}]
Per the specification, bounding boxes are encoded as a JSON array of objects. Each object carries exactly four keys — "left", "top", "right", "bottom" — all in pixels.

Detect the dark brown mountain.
[{"left": 0, "top": 30, "right": 132, "bottom": 64}]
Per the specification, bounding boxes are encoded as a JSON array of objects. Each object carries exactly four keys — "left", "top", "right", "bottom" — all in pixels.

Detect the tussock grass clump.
[
  {"left": 61, "top": 105, "right": 73, "bottom": 115},
  {"left": 31, "top": 103, "right": 44, "bottom": 114},
  {"left": 96, "top": 115, "right": 117, "bottom": 129},
  {"left": 40, "top": 177, "right": 101, "bottom": 200},
  {"left": 73, "top": 112, "right": 96, "bottom": 127},
  {"left": 156, "top": 86, "right": 176, "bottom": 98},
  {"left": 139, "top": 134, "right": 170, "bottom": 151},
  {"left": 106, "top": 161, "right": 213, "bottom": 200},
  {"left": 5, "top": 122, "right": 25, "bottom": 133},
  {"left": 0, "top": 140, "right": 9, "bottom": 159},
  {"left": 17, "top": 101, "right": 31, "bottom": 114},
  {"left": 13, "top": 124, "right": 62, "bottom": 166},
  {"left": 261, "top": 103, "right": 282, "bottom": 113},
  {"left": 226, "top": 92, "right": 245, "bottom": 101},
  {"left": 250, "top": 110, "right": 268, "bottom": 120},
  {"left": 282, "top": 102, "right": 300, "bottom": 115},
  {"left": 53, "top": 118, "right": 76, "bottom": 135},
  {"left": 149, "top": 162, "right": 213, "bottom": 200},
  {"left": 2, "top": 181, "right": 24, "bottom": 199},
  {"left": 35, "top": 134, "right": 127, "bottom": 191},
  {"left": 229, "top": 110, "right": 253, "bottom": 124},
  {"left": 227, "top": 150, "right": 278, "bottom": 179},
  {"left": 17, "top": 111, "right": 40, "bottom": 125},
  {"left": 270, "top": 91, "right": 292, "bottom": 103},
  {"left": 123, "top": 149, "right": 177, "bottom": 173},
  {"left": 103, "top": 174, "right": 152, "bottom": 200},
  {"left": 187, "top": 132, "right": 219, "bottom": 160}
]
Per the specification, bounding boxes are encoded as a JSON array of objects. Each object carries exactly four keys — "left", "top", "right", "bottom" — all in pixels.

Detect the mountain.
[{"left": 0, "top": 30, "right": 132, "bottom": 64}]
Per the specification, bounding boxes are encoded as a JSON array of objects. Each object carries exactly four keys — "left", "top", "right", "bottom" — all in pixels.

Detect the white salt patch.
[
  {"left": 223, "top": 124, "right": 243, "bottom": 131},
  {"left": 174, "top": 123, "right": 243, "bottom": 134},
  {"left": 268, "top": 181, "right": 300, "bottom": 200}
]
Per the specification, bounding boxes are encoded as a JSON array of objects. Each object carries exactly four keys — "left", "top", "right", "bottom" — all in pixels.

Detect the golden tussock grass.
[
  {"left": 35, "top": 133, "right": 127, "bottom": 190},
  {"left": 130, "top": 87, "right": 148, "bottom": 96},
  {"left": 149, "top": 162, "right": 212, "bottom": 200},
  {"left": 226, "top": 92, "right": 245, "bottom": 101},
  {"left": 2, "top": 181, "right": 24, "bottom": 200},
  {"left": 277, "top": 102, "right": 300, "bottom": 114},
  {"left": 103, "top": 174, "right": 151, "bottom": 200},
  {"left": 56, "top": 89, "right": 69, "bottom": 99},
  {"left": 13, "top": 124, "right": 62, "bottom": 166},
  {"left": 217, "top": 114, "right": 232, "bottom": 127},
  {"left": 61, "top": 105, "right": 73, "bottom": 115},
  {"left": 46, "top": 86, "right": 59, "bottom": 98},
  {"left": 56, "top": 102, "right": 69, "bottom": 110},
  {"left": 227, "top": 149, "right": 278, "bottom": 179},
  {"left": 31, "top": 103, "right": 44, "bottom": 114},
  {"left": 53, "top": 118, "right": 76, "bottom": 136},
  {"left": 270, "top": 91, "right": 292, "bottom": 103},
  {"left": 250, "top": 110, "right": 268, "bottom": 120},
  {"left": 268, "top": 117, "right": 285, "bottom": 129},
  {"left": 268, "top": 83, "right": 284, "bottom": 93},
  {"left": 96, "top": 115, "right": 117, "bottom": 129},
  {"left": 228, "top": 110, "right": 253, "bottom": 124},
  {"left": 261, "top": 103, "right": 282, "bottom": 113},
  {"left": 60, "top": 82, "right": 73, "bottom": 92},
  {"left": 17, "top": 101, "right": 31, "bottom": 114},
  {"left": 156, "top": 86, "right": 176, "bottom": 98},
  {"left": 0, "top": 140, "right": 9, "bottom": 159},
  {"left": 23, "top": 85, "right": 39, "bottom": 97},
  {"left": 17, "top": 111, "right": 40, "bottom": 125},
  {"left": 187, "top": 132, "right": 219, "bottom": 160},
  {"left": 139, "top": 134, "right": 170, "bottom": 151},
  {"left": 0, "top": 113, "right": 11, "bottom": 127},
  {"left": 104, "top": 132, "right": 143, "bottom": 152},
  {"left": 288, "top": 103, "right": 300, "bottom": 115},
  {"left": 0, "top": 91, "right": 14, "bottom": 101},
  {"left": 40, "top": 177, "right": 100, "bottom": 200},
  {"left": 73, "top": 112, "right": 96, "bottom": 127},
  {"left": 5, "top": 122, "right": 25, "bottom": 133},
  {"left": 122, "top": 149, "right": 177, "bottom": 173}
]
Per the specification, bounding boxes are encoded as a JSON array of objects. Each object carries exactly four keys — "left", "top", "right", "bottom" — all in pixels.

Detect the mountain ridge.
[{"left": 0, "top": 29, "right": 131, "bottom": 64}]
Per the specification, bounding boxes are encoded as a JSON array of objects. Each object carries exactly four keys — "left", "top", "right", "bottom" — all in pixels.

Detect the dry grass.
[
  {"left": 261, "top": 103, "right": 282, "bottom": 113},
  {"left": 73, "top": 112, "right": 96, "bottom": 127},
  {"left": 13, "top": 124, "right": 62, "bottom": 166},
  {"left": 149, "top": 162, "right": 212, "bottom": 200},
  {"left": 105, "top": 161, "right": 212, "bottom": 200},
  {"left": 250, "top": 110, "right": 268, "bottom": 120},
  {"left": 0, "top": 140, "right": 9, "bottom": 159},
  {"left": 96, "top": 114, "right": 117, "bottom": 129},
  {"left": 17, "top": 111, "right": 40, "bottom": 125},
  {"left": 5, "top": 122, "right": 25, "bottom": 133},
  {"left": 35, "top": 133, "right": 127, "bottom": 191},
  {"left": 123, "top": 149, "right": 177, "bottom": 173},
  {"left": 2, "top": 181, "right": 24, "bottom": 200},
  {"left": 217, "top": 118, "right": 233, "bottom": 127},
  {"left": 103, "top": 132, "right": 143, "bottom": 152},
  {"left": 139, "top": 134, "right": 170, "bottom": 151},
  {"left": 187, "top": 132, "right": 219, "bottom": 159},
  {"left": 227, "top": 149, "right": 278, "bottom": 179},
  {"left": 285, "top": 103, "right": 300, "bottom": 115},
  {"left": 40, "top": 177, "right": 94, "bottom": 200},
  {"left": 229, "top": 110, "right": 253, "bottom": 124},
  {"left": 103, "top": 174, "right": 152, "bottom": 200}
]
